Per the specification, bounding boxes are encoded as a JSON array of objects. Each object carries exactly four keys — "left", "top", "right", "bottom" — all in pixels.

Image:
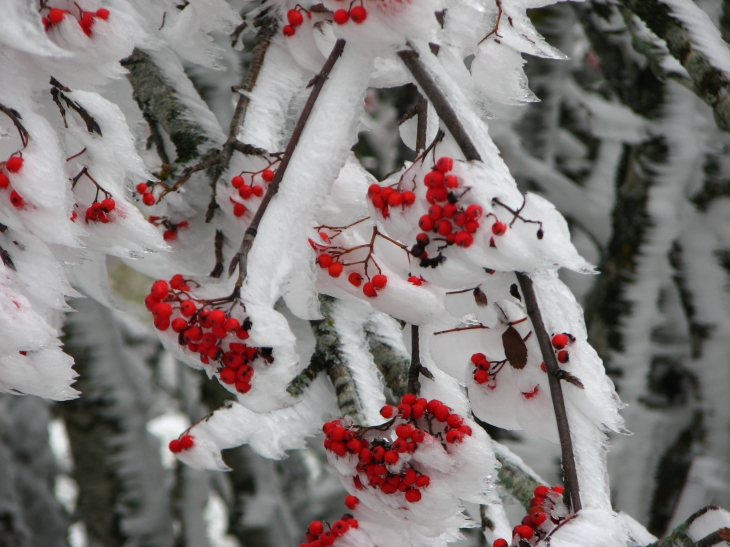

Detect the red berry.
[
  {"left": 6, "top": 157, "right": 23, "bottom": 173},
  {"left": 350, "top": 6, "right": 367, "bottom": 23},
  {"left": 9, "top": 190, "right": 23, "bottom": 209},
  {"left": 552, "top": 485, "right": 565, "bottom": 494},
  {"left": 172, "top": 318, "right": 188, "bottom": 333},
  {"left": 446, "top": 429, "right": 464, "bottom": 444},
  {"left": 287, "top": 9, "right": 304, "bottom": 26},
  {"left": 531, "top": 510, "right": 547, "bottom": 526},
  {"left": 445, "top": 174, "right": 459, "bottom": 188},
  {"left": 515, "top": 525, "right": 533, "bottom": 539},
  {"left": 466, "top": 204, "right": 483, "bottom": 219},
  {"left": 493, "top": 540, "right": 508, "bottom": 547},
  {"left": 142, "top": 192, "right": 156, "bottom": 206},
  {"left": 388, "top": 192, "right": 403, "bottom": 207},
  {"left": 262, "top": 169, "right": 275, "bottom": 182},
  {"left": 100, "top": 198, "right": 116, "bottom": 212},
  {"left": 48, "top": 8, "right": 66, "bottom": 25},
  {"left": 163, "top": 229, "right": 177, "bottom": 241},
  {"left": 333, "top": 9, "right": 349, "bottom": 24},
  {"left": 474, "top": 370, "right": 489, "bottom": 384},
  {"left": 80, "top": 12, "right": 95, "bottom": 36},
  {"left": 416, "top": 233, "right": 430, "bottom": 246},
  {"left": 429, "top": 204, "right": 444, "bottom": 220},
  {"left": 252, "top": 185, "right": 264, "bottom": 197},
  {"left": 363, "top": 282, "right": 377, "bottom": 298},
  {"left": 447, "top": 414, "right": 463, "bottom": 428},
  {"left": 224, "top": 317, "right": 240, "bottom": 332},
  {"left": 155, "top": 303, "right": 173, "bottom": 319},
  {"left": 551, "top": 333, "right": 570, "bottom": 350},
  {"left": 557, "top": 350, "right": 569, "bottom": 363},
  {"left": 345, "top": 495, "right": 359, "bottom": 510},
  {"left": 419, "top": 215, "right": 435, "bottom": 231},
  {"left": 0, "top": 174, "right": 9, "bottom": 188},
  {"left": 348, "top": 272, "right": 363, "bottom": 287},
  {"left": 184, "top": 326, "right": 203, "bottom": 342},
  {"left": 96, "top": 8, "right": 110, "bottom": 19},
  {"left": 282, "top": 24, "right": 296, "bottom": 36},
  {"left": 424, "top": 171, "right": 444, "bottom": 187},
  {"left": 169, "top": 439, "right": 182, "bottom": 453},
  {"left": 436, "top": 157, "right": 453, "bottom": 173},
  {"left": 309, "top": 521, "right": 324, "bottom": 536},
  {"left": 236, "top": 381, "right": 251, "bottom": 394},
  {"left": 534, "top": 485, "right": 550, "bottom": 497},
  {"left": 405, "top": 489, "right": 422, "bottom": 503},
  {"left": 371, "top": 274, "right": 387, "bottom": 289},
  {"left": 136, "top": 182, "right": 150, "bottom": 194},
  {"left": 233, "top": 203, "right": 247, "bottom": 217},
  {"left": 434, "top": 405, "right": 450, "bottom": 422},
  {"left": 180, "top": 435, "right": 195, "bottom": 450},
  {"left": 328, "top": 262, "right": 343, "bottom": 277},
  {"left": 367, "top": 183, "right": 381, "bottom": 197},
  {"left": 236, "top": 327, "right": 250, "bottom": 340},
  {"left": 317, "top": 254, "right": 333, "bottom": 268},
  {"left": 402, "top": 191, "right": 416, "bottom": 205},
  {"left": 180, "top": 301, "right": 196, "bottom": 317},
  {"left": 437, "top": 219, "right": 452, "bottom": 236},
  {"left": 209, "top": 309, "right": 226, "bottom": 327},
  {"left": 380, "top": 405, "right": 394, "bottom": 418},
  {"left": 151, "top": 280, "right": 169, "bottom": 300},
  {"left": 492, "top": 221, "right": 507, "bottom": 235},
  {"left": 231, "top": 175, "right": 244, "bottom": 188},
  {"left": 384, "top": 450, "right": 399, "bottom": 464}
]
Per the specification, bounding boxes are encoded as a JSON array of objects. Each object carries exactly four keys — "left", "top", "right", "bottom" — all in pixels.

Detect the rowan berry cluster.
[
  {"left": 136, "top": 182, "right": 157, "bottom": 206},
  {"left": 229, "top": 167, "right": 273, "bottom": 217},
  {"left": 145, "top": 276, "right": 269, "bottom": 394},
  {"left": 168, "top": 434, "right": 195, "bottom": 453},
  {"left": 82, "top": 198, "right": 116, "bottom": 223},
  {"left": 492, "top": 485, "right": 567, "bottom": 547},
  {"left": 366, "top": 184, "right": 416, "bottom": 219},
  {"left": 471, "top": 352, "right": 496, "bottom": 388},
  {"left": 333, "top": 5, "right": 367, "bottom": 25},
  {"left": 148, "top": 216, "right": 190, "bottom": 242},
  {"left": 323, "top": 394, "right": 473, "bottom": 504},
  {"left": 300, "top": 513, "right": 360, "bottom": 547},
  {"left": 43, "top": 6, "right": 110, "bottom": 36},
  {"left": 551, "top": 333, "right": 575, "bottom": 364},
  {"left": 282, "top": 7, "right": 310, "bottom": 37},
  {"left": 0, "top": 156, "right": 25, "bottom": 210}
]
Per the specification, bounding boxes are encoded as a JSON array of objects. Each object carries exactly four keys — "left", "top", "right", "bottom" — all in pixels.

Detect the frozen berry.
[
  {"left": 492, "top": 221, "right": 507, "bottom": 236},
  {"left": 333, "top": 9, "right": 349, "bottom": 24},
  {"left": 136, "top": 182, "right": 150, "bottom": 194},
  {"left": 408, "top": 276, "right": 422, "bottom": 285},
  {"left": 534, "top": 485, "right": 549, "bottom": 497},
  {"left": 405, "top": 489, "right": 422, "bottom": 502},
  {"left": 419, "top": 215, "right": 435, "bottom": 231},
  {"left": 348, "top": 272, "right": 363, "bottom": 287},
  {"left": 251, "top": 185, "right": 264, "bottom": 197},
  {"left": 350, "top": 5, "right": 367, "bottom": 23},
  {"left": 6, "top": 157, "right": 23, "bottom": 173},
  {"left": 328, "top": 262, "right": 343, "bottom": 277},
  {"left": 96, "top": 8, "right": 110, "bottom": 19},
  {"left": 233, "top": 203, "right": 247, "bottom": 217},
  {"left": 180, "top": 434, "right": 195, "bottom": 450},
  {"left": 380, "top": 405, "right": 394, "bottom": 418},
  {"left": 231, "top": 175, "right": 244, "bottom": 188},
  {"left": 0, "top": 174, "right": 9, "bottom": 188},
  {"left": 282, "top": 24, "right": 295, "bottom": 36},
  {"left": 436, "top": 157, "right": 453, "bottom": 173},
  {"left": 363, "top": 282, "right": 377, "bottom": 298},
  {"left": 493, "top": 540, "right": 508, "bottom": 547},
  {"left": 345, "top": 495, "right": 359, "bottom": 510},
  {"left": 551, "top": 333, "right": 570, "bottom": 350},
  {"left": 317, "top": 254, "right": 333, "bottom": 268},
  {"left": 169, "top": 439, "right": 182, "bottom": 453},
  {"left": 514, "top": 525, "right": 533, "bottom": 539},
  {"left": 371, "top": 274, "right": 387, "bottom": 290},
  {"left": 100, "top": 198, "right": 116, "bottom": 212},
  {"left": 287, "top": 9, "right": 304, "bottom": 26},
  {"left": 142, "top": 193, "right": 156, "bottom": 206},
  {"left": 557, "top": 350, "right": 569, "bottom": 363},
  {"left": 48, "top": 8, "right": 66, "bottom": 25},
  {"left": 262, "top": 169, "right": 275, "bottom": 182},
  {"left": 402, "top": 191, "right": 416, "bottom": 205}
]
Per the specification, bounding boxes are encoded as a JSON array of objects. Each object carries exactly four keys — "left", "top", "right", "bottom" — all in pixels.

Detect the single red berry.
[
  {"left": 163, "top": 229, "right": 177, "bottom": 241},
  {"left": 48, "top": 8, "right": 66, "bottom": 25},
  {"left": 492, "top": 221, "right": 507, "bottom": 236},
  {"left": 224, "top": 317, "right": 240, "bottom": 332},
  {"left": 328, "top": 262, "right": 343, "bottom": 277},
  {"left": 447, "top": 414, "right": 463, "bottom": 428},
  {"left": 184, "top": 326, "right": 203, "bottom": 342},
  {"left": 333, "top": 9, "right": 349, "bottom": 24},
  {"left": 466, "top": 204, "right": 483, "bottom": 219},
  {"left": 209, "top": 309, "right": 226, "bottom": 327},
  {"left": 402, "top": 191, "right": 416, "bottom": 205},
  {"left": 220, "top": 367, "right": 236, "bottom": 384},
  {"left": 282, "top": 24, "right": 296, "bottom": 36},
  {"left": 437, "top": 219, "right": 452, "bottom": 236},
  {"left": 551, "top": 333, "right": 570, "bottom": 350},
  {"left": 445, "top": 174, "right": 459, "bottom": 188},
  {"left": 0, "top": 174, "right": 9, "bottom": 188},
  {"left": 534, "top": 485, "right": 549, "bottom": 497},
  {"left": 231, "top": 175, "right": 244, "bottom": 188},
  {"left": 552, "top": 485, "right": 565, "bottom": 494},
  {"left": 388, "top": 192, "right": 403, "bottom": 207},
  {"left": 384, "top": 450, "right": 399, "bottom": 464},
  {"left": 429, "top": 204, "right": 444, "bottom": 220},
  {"left": 380, "top": 405, "right": 394, "bottom": 418},
  {"left": 371, "top": 274, "right": 387, "bottom": 289},
  {"left": 142, "top": 193, "right": 156, "bottom": 206},
  {"left": 317, "top": 254, "right": 333, "bottom": 268},
  {"left": 239, "top": 185, "right": 253, "bottom": 200},
  {"left": 419, "top": 215, "right": 435, "bottom": 231},
  {"left": 169, "top": 439, "right": 182, "bottom": 453},
  {"left": 151, "top": 279, "right": 169, "bottom": 300},
  {"left": 348, "top": 272, "right": 363, "bottom": 287},
  {"left": 436, "top": 157, "right": 453, "bottom": 173},
  {"left": 362, "top": 282, "right": 377, "bottom": 298},
  {"left": 493, "top": 540, "right": 508, "bottom": 547},
  {"left": 446, "top": 429, "right": 464, "bottom": 444},
  {"left": 416, "top": 233, "right": 430, "bottom": 246},
  {"left": 154, "top": 302, "right": 173, "bottom": 319},
  {"left": 287, "top": 9, "right": 304, "bottom": 26},
  {"left": 454, "top": 231, "right": 473, "bottom": 248},
  {"left": 350, "top": 5, "right": 367, "bottom": 23},
  {"left": 236, "top": 380, "right": 251, "bottom": 394},
  {"left": 252, "top": 185, "right": 264, "bottom": 197},
  {"left": 474, "top": 370, "right": 489, "bottom": 384},
  {"left": 309, "top": 521, "right": 324, "bottom": 536},
  {"left": 180, "top": 434, "right": 195, "bottom": 450},
  {"left": 405, "top": 489, "right": 422, "bottom": 503},
  {"left": 171, "top": 318, "right": 188, "bottom": 333},
  {"left": 434, "top": 405, "right": 450, "bottom": 422},
  {"left": 180, "top": 300, "right": 196, "bottom": 317},
  {"left": 320, "top": 531, "right": 336, "bottom": 546},
  {"left": 136, "top": 182, "right": 150, "bottom": 194},
  {"left": 262, "top": 169, "right": 275, "bottom": 182},
  {"left": 424, "top": 171, "right": 444, "bottom": 188},
  {"left": 408, "top": 276, "right": 422, "bottom": 286},
  {"left": 233, "top": 203, "right": 247, "bottom": 217},
  {"left": 345, "top": 495, "right": 359, "bottom": 510},
  {"left": 367, "top": 183, "right": 381, "bottom": 197},
  {"left": 6, "top": 157, "right": 23, "bottom": 173},
  {"left": 557, "top": 350, "right": 569, "bottom": 363},
  {"left": 236, "top": 327, "right": 250, "bottom": 340},
  {"left": 96, "top": 8, "right": 110, "bottom": 19},
  {"left": 100, "top": 198, "right": 116, "bottom": 212},
  {"left": 515, "top": 525, "right": 534, "bottom": 539},
  {"left": 531, "top": 510, "right": 547, "bottom": 526},
  {"left": 80, "top": 12, "right": 95, "bottom": 36}
]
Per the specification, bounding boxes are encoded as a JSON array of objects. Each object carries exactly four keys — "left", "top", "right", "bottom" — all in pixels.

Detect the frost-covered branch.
[
  {"left": 643, "top": 505, "right": 730, "bottom": 547},
  {"left": 365, "top": 326, "right": 409, "bottom": 400},
  {"left": 619, "top": 0, "right": 730, "bottom": 131}
]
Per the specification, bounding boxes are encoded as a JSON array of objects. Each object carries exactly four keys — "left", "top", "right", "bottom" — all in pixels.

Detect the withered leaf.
[
  {"left": 502, "top": 326, "right": 527, "bottom": 370},
  {"left": 509, "top": 283, "right": 521, "bottom": 301},
  {"left": 473, "top": 286, "right": 488, "bottom": 307}
]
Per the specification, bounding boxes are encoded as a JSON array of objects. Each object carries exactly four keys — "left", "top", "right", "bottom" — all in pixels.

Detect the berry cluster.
[
  {"left": 145, "top": 276, "right": 271, "bottom": 394},
  {"left": 229, "top": 168, "right": 273, "bottom": 217},
  {"left": 317, "top": 247, "right": 389, "bottom": 299},
  {"left": 81, "top": 198, "right": 116, "bottom": 223},
  {"left": 492, "top": 485, "right": 567, "bottom": 547},
  {"left": 333, "top": 5, "right": 367, "bottom": 25},
  {"left": 43, "top": 6, "right": 110, "bottom": 36},
  {"left": 551, "top": 333, "right": 575, "bottom": 364},
  {"left": 168, "top": 434, "right": 195, "bottom": 453},
  {"left": 0, "top": 156, "right": 26, "bottom": 210},
  {"left": 283, "top": 7, "right": 310, "bottom": 37},
  {"left": 136, "top": 182, "right": 157, "bottom": 206},
  {"left": 148, "top": 216, "right": 190, "bottom": 241},
  {"left": 323, "top": 394, "right": 473, "bottom": 504},
  {"left": 470, "top": 352, "right": 496, "bottom": 388},
  {"left": 366, "top": 184, "right": 416, "bottom": 219},
  {"left": 300, "top": 513, "right": 359, "bottom": 547}
]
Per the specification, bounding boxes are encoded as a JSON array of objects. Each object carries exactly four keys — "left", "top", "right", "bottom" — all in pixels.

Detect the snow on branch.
[{"left": 643, "top": 505, "right": 730, "bottom": 547}]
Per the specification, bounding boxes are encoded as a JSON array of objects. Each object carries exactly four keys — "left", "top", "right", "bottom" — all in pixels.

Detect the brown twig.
[
  {"left": 398, "top": 45, "right": 582, "bottom": 512},
  {"left": 210, "top": 230, "right": 225, "bottom": 278},
  {"left": 50, "top": 78, "right": 102, "bottom": 136},
  {"left": 228, "top": 39, "right": 347, "bottom": 291},
  {"left": 0, "top": 104, "right": 29, "bottom": 149}
]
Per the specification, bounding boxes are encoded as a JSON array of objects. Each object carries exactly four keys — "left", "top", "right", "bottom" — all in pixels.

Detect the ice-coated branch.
[
  {"left": 517, "top": 274, "right": 582, "bottom": 512},
  {"left": 308, "top": 296, "right": 366, "bottom": 424},
  {"left": 618, "top": 0, "right": 730, "bottom": 131},
  {"left": 643, "top": 506, "right": 730, "bottom": 547},
  {"left": 491, "top": 441, "right": 546, "bottom": 512},
  {"left": 230, "top": 39, "right": 347, "bottom": 289},
  {"left": 398, "top": 45, "right": 582, "bottom": 511},
  {"left": 365, "top": 329, "right": 409, "bottom": 400}
]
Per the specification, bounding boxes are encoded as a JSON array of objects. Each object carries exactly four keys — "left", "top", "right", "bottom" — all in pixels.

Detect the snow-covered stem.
[
  {"left": 517, "top": 273, "right": 582, "bottom": 512},
  {"left": 492, "top": 444, "right": 546, "bottom": 512},
  {"left": 365, "top": 331, "right": 409, "bottom": 400},
  {"left": 231, "top": 39, "right": 347, "bottom": 289},
  {"left": 643, "top": 506, "right": 730, "bottom": 547},
  {"left": 618, "top": 0, "right": 730, "bottom": 131}
]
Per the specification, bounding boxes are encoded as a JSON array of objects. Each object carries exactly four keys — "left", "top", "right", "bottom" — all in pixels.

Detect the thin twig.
[
  {"left": 0, "top": 104, "right": 29, "bottom": 148},
  {"left": 210, "top": 230, "right": 225, "bottom": 278},
  {"left": 229, "top": 39, "right": 347, "bottom": 291}
]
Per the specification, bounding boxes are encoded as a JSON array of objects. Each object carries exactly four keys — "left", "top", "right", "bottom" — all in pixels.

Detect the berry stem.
[
  {"left": 0, "top": 103, "right": 29, "bottom": 148},
  {"left": 230, "top": 39, "right": 347, "bottom": 291}
]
